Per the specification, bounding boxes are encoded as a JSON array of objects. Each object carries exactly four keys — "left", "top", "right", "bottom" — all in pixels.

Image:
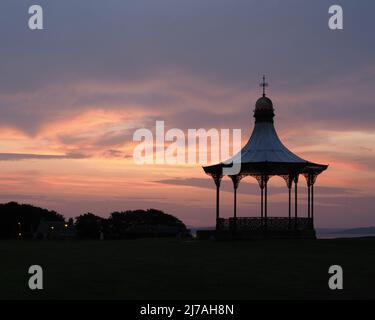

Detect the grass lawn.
[{"left": 0, "top": 237, "right": 374, "bottom": 300}]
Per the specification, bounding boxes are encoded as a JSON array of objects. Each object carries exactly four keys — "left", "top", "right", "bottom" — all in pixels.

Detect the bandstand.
[{"left": 202, "top": 77, "right": 328, "bottom": 239}]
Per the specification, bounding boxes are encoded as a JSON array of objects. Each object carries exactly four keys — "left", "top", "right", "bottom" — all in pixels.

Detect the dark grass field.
[{"left": 0, "top": 237, "right": 374, "bottom": 300}]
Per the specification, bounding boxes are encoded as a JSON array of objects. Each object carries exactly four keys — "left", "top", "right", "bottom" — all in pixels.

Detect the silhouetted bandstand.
[{"left": 202, "top": 77, "right": 328, "bottom": 239}]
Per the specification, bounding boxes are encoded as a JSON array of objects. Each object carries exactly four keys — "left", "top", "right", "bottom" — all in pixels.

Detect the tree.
[
  {"left": 0, "top": 202, "right": 64, "bottom": 239},
  {"left": 108, "top": 209, "right": 189, "bottom": 238},
  {"left": 75, "top": 213, "right": 106, "bottom": 239}
]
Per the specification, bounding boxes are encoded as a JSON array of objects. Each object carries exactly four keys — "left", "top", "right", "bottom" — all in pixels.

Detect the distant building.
[{"left": 34, "top": 220, "right": 76, "bottom": 239}]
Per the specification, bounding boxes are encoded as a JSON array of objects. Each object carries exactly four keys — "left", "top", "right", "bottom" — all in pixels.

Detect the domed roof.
[
  {"left": 255, "top": 96, "right": 273, "bottom": 111},
  {"left": 254, "top": 95, "right": 275, "bottom": 123},
  {"left": 203, "top": 76, "right": 329, "bottom": 177}
]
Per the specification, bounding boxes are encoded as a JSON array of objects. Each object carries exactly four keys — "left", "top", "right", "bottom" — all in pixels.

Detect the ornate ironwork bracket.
[
  {"left": 207, "top": 173, "right": 223, "bottom": 188},
  {"left": 303, "top": 172, "right": 318, "bottom": 187},
  {"left": 251, "top": 174, "right": 271, "bottom": 189},
  {"left": 293, "top": 174, "right": 299, "bottom": 184},
  {"left": 280, "top": 174, "right": 295, "bottom": 189},
  {"left": 229, "top": 174, "right": 245, "bottom": 190}
]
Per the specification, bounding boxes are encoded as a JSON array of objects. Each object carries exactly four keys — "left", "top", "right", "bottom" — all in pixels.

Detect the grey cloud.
[
  {"left": 0, "top": 152, "right": 88, "bottom": 161},
  {"left": 1, "top": 0, "right": 375, "bottom": 134},
  {"left": 303, "top": 150, "right": 375, "bottom": 171},
  {"left": 1, "top": 1, "right": 374, "bottom": 90},
  {"left": 102, "top": 149, "right": 126, "bottom": 159}
]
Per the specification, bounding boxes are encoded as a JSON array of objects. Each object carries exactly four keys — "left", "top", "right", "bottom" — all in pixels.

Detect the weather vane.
[{"left": 260, "top": 75, "right": 268, "bottom": 97}]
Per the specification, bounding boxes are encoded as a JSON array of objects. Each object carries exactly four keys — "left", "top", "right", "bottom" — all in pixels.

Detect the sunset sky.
[{"left": 1, "top": 0, "right": 375, "bottom": 228}]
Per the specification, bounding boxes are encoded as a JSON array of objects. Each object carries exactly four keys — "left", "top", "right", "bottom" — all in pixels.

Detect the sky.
[{"left": 0, "top": 0, "right": 375, "bottom": 228}]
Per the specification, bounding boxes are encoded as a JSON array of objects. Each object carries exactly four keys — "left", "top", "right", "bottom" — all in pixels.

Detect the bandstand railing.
[{"left": 218, "top": 217, "right": 313, "bottom": 232}]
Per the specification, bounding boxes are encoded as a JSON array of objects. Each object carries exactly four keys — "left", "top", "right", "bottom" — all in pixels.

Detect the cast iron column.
[
  {"left": 311, "top": 182, "right": 314, "bottom": 228},
  {"left": 214, "top": 175, "right": 222, "bottom": 231},
  {"left": 261, "top": 184, "right": 264, "bottom": 225},
  {"left": 294, "top": 175, "right": 298, "bottom": 230},
  {"left": 231, "top": 175, "right": 241, "bottom": 234},
  {"left": 308, "top": 184, "right": 311, "bottom": 219},
  {"left": 264, "top": 176, "right": 268, "bottom": 230},
  {"left": 288, "top": 184, "right": 292, "bottom": 230}
]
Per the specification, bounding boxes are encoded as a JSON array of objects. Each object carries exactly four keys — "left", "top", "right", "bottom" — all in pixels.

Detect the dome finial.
[
  {"left": 254, "top": 76, "right": 274, "bottom": 123},
  {"left": 259, "top": 75, "right": 268, "bottom": 97}
]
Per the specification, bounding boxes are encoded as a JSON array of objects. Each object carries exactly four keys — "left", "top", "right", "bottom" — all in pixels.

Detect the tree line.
[{"left": 0, "top": 202, "right": 189, "bottom": 239}]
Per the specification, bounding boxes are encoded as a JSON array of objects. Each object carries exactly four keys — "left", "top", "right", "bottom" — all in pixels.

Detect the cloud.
[
  {"left": 1, "top": 0, "right": 375, "bottom": 135},
  {"left": 155, "top": 177, "right": 357, "bottom": 196},
  {"left": 0, "top": 152, "right": 87, "bottom": 161}
]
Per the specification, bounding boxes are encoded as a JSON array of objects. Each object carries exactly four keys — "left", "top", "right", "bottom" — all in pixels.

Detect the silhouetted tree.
[
  {"left": 0, "top": 202, "right": 64, "bottom": 239},
  {"left": 67, "top": 218, "right": 74, "bottom": 228},
  {"left": 0, "top": 202, "right": 190, "bottom": 240},
  {"left": 108, "top": 209, "right": 188, "bottom": 238},
  {"left": 75, "top": 213, "right": 106, "bottom": 239}
]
